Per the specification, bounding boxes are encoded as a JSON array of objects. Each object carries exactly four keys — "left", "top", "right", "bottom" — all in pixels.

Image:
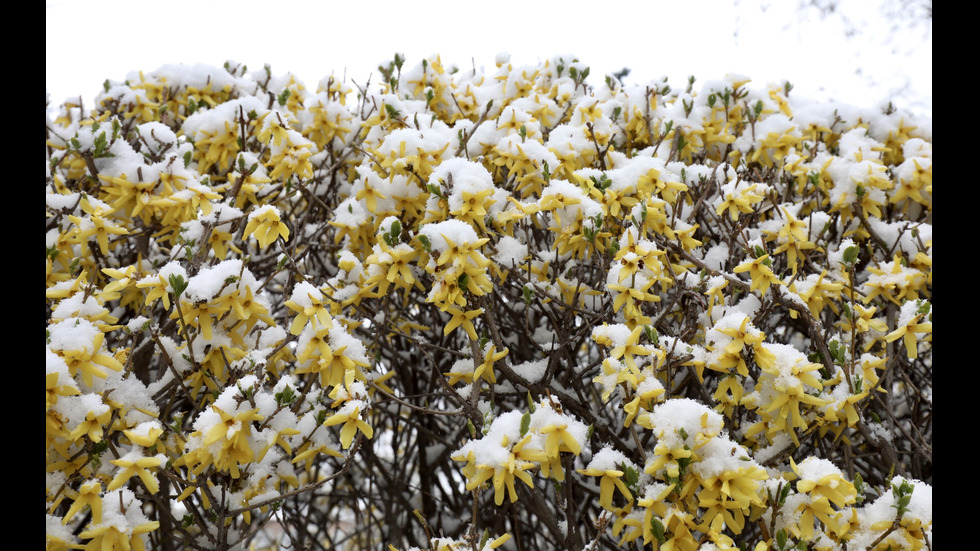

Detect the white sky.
[{"left": 46, "top": 0, "right": 931, "bottom": 117}]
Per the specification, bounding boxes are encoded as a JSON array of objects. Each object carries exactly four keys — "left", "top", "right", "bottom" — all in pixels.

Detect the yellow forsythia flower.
[{"left": 243, "top": 205, "right": 289, "bottom": 248}]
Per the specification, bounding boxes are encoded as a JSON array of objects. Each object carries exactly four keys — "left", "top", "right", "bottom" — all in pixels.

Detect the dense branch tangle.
[{"left": 45, "top": 55, "right": 931, "bottom": 551}]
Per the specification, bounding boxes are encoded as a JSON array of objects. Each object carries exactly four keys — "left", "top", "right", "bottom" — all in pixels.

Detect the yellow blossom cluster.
[{"left": 453, "top": 397, "right": 589, "bottom": 506}]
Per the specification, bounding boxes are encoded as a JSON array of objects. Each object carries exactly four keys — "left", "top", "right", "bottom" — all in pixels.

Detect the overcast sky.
[{"left": 46, "top": 0, "right": 931, "bottom": 118}]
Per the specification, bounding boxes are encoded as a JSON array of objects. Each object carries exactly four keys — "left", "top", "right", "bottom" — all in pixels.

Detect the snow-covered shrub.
[{"left": 46, "top": 54, "right": 931, "bottom": 550}]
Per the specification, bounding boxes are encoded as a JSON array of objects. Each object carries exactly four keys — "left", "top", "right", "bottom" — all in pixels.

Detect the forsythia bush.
[{"left": 46, "top": 54, "right": 932, "bottom": 551}]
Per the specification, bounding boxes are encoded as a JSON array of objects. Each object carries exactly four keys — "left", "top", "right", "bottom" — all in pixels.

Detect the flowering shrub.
[{"left": 46, "top": 54, "right": 931, "bottom": 550}]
